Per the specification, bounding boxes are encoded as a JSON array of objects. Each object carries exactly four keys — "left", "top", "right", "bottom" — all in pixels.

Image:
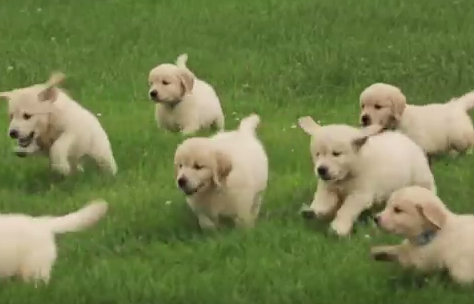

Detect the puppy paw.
[
  {"left": 329, "top": 219, "right": 353, "bottom": 237},
  {"left": 371, "top": 246, "right": 395, "bottom": 261},
  {"left": 299, "top": 204, "right": 316, "bottom": 220},
  {"left": 51, "top": 163, "right": 71, "bottom": 176}
]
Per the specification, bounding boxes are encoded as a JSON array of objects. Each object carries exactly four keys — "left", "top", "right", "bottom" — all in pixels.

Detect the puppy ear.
[
  {"left": 416, "top": 202, "right": 446, "bottom": 229},
  {"left": 38, "top": 72, "right": 65, "bottom": 102},
  {"left": 179, "top": 69, "right": 195, "bottom": 95},
  {"left": 212, "top": 151, "right": 232, "bottom": 186},
  {"left": 298, "top": 116, "right": 320, "bottom": 135},
  {"left": 353, "top": 124, "right": 383, "bottom": 151},
  {"left": 390, "top": 91, "right": 406, "bottom": 120}
]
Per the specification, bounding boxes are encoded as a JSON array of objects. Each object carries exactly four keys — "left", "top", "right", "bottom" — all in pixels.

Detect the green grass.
[{"left": 1, "top": 0, "right": 474, "bottom": 302}]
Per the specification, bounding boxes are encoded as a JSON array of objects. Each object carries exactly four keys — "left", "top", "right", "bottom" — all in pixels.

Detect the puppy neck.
[{"left": 410, "top": 229, "right": 437, "bottom": 246}]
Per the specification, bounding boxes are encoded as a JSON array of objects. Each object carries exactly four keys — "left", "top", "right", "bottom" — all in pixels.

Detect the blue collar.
[{"left": 414, "top": 230, "right": 437, "bottom": 246}]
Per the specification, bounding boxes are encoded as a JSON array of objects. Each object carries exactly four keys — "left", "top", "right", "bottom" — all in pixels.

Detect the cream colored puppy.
[
  {"left": 174, "top": 114, "right": 268, "bottom": 229},
  {"left": 359, "top": 83, "right": 474, "bottom": 157},
  {"left": 298, "top": 116, "right": 436, "bottom": 237},
  {"left": 0, "top": 200, "right": 108, "bottom": 285},
  {"left": 372, "top": 186, "right": 474, "bottom": 286},
  {"left": 148, "top": 53, "right": 224, "bottom": 135},
  {"left": 0, "top": 72, "right": 117, "bottom": 176}
]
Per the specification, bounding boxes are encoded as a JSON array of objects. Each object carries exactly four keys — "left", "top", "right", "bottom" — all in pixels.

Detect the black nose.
[
  {"left": 9, "top": 129, "right": 18, "bottom": 139},
  {"left": 361, "top": 115, "right": 371, "bottom": 126},
  {"left": 177, "top": 176, "right": 187, "bottom": 188},
  {"left": 317, "top": 166, "right": 328, "bottom": 177},
  {"left": 149, "top": 90, "right": 158, "bottom": 99}
]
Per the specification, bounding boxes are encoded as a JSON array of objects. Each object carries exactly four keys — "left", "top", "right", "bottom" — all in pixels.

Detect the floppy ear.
[
  {"left": 353, "top": 124, "right": 383, "bottom": 151},
  {"left": 298, "top": 116, "right": 320, "bottom": 135},
  {"left": 352, "top": 136, "right": 369, "bottom": 151},
  {"left": 212, "top": 151, "right": 232, "bottom": 186},
  {"left": 38, "top": 72, "right": 65, "bottom": 102},
  {"left": 178, "top": 69, "right": 195, "bottom": 95},
  {"left": 390, "top": 91, "right": 407, "bottom": 121},
  {"left": 416, "top": 202, "right": 446, "bottom": 229}
]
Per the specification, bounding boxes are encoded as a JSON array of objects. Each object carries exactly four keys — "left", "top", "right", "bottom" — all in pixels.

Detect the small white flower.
[
  {"left": 96, "top": 113, "right": 102, "bottom": 117},
  {"left": 7, "top": 66, "right": 13, "bottom": 71},
  {"left": 290, "top": 124, "right": 296, "bottom": 129},
  {"left": 165, "top": 200, "right": 172, "bottom": 205},
  {"left": 37, "top": 7, "right": 42, "bottom": 12}
]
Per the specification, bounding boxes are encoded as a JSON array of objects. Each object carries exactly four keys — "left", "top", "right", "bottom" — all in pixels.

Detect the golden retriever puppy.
[
  {"left": 0, "top": 72, "right": 117, "bottom": 176},
  {"left": 174, "top": 113, "right": 268, "bottom": 229},
  {"left": 359, "top": 83, "right": 474, "bottom": 157},
  {"left": 298, "top": 116, "right": 436, "bottom": 237},
  {"left": 0, "top": 200, "right": 107, "bottom": 285},
  {"left": 372, "top": 186, "right": 474, "bottom": 286},
  {"left": 148, "top": 53, "right": 224, "bottom": 135}
]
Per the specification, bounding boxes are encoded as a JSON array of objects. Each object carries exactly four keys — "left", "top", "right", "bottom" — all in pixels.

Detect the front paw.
[
  {"left": 371, "top": 246, "right": 395, "bottom": 261},
  {"left": 51, "top": 163, "right": 71, "bottom": 176},
  {"left": 329, "top": 219, "right": 353, "bottom": 237},
  {"left": 299, "top": 204, "right": 316, "bottom": 220}
]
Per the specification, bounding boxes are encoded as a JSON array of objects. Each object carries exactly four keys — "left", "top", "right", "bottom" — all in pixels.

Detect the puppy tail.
[
  {"left": 449, "top": 90, "right": 474, "bottom": 112},
  {"left": 238, "top": 113, "right": 260, "bottom": 135},
  {"left": 176, "top": 53, "right": 188, "bottom": 69},
  {"left": 38, "top": 200, "right": 108, "bottom": 234}
]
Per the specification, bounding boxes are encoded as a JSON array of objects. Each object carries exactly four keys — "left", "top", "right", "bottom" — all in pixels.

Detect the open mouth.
[
  {"left": 17, "top": 131, "right": 35, "bottom": 147},
  {"left": 181, "top": 183, "right": 204, "bottom": 196}
]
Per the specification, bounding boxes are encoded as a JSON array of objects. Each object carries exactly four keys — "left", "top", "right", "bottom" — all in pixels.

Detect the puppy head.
[
  {"left": 298, "top": 116, "right": 382, "bottom": 183},
  {"left": 0, "top": 72, "right": 64, "bottom": 148},
  {"left": 174, "top": 137, "right": 232, "bottom": 196},
  {"left": 359, "top": 83, "right": 406, "bottom": 128},
  {"left": 148, "top": 63, "right": 195, "bottom": 106},
  {"left": 375, "top": 186, "right": 448, "bottom": 238}
]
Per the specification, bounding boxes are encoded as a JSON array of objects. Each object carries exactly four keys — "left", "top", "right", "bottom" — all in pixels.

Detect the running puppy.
[
  {"left": 0, "top": 72, "right": 118, "bottom": 176},
  {"left": 148, "top": 53, "right": 225, "bottom": 135},
  {"left": 372, "top": 186, "right": 474, "bottom": 286},
  {"left": 0, "top": 200, "right": 108, "bottom": 285},
  {"left": 298, "top": 116, "right": 436, "bottom": 237},
  {"left": 174, "top": 114, "right": 268, "bottom": 229},
  {"left": 359, "top": 83, "right": 474, "bottom": 157}
]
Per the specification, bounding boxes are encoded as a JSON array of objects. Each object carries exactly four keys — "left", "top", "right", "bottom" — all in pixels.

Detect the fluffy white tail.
[
  {"left": 238, "top": 113, "right": 260, "bottom": 134},
  {"left": 39, "top": 200, "right": 108, "bottom": 234},
  {"left": 449, "top": 90, "right": 474, "bottom": 112},
  {"left": 176, "top": 53, "right": 188, "bottom": 69}
]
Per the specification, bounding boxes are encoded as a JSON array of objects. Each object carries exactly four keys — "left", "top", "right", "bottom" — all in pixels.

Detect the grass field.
[{"left": 1, "top": 0, "right": 474, "bottom": 302}]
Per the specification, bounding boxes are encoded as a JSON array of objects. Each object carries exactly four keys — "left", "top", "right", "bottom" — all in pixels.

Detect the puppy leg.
[
  {"left": 214, "top": 114, "right": 225, "bottom": 131},
  {"left": 89, "top": 147, "right": 117, "bottom": 175},
  {"left": 181, "top": 123, "right": 201, "bottom": 135},
  {"left": 449, "top": 263, "right": 474, "bottom": 285},
  {"left": 301, "top": 182, "right": 339, "bottom": 219},
  {"left": 197, "top": 213, "right": 217, "bottom": 230},
  {"left": 49, "top": 133, "right": 75, "bottom": 176},
  {"left": 330, "top": 192, "right": 372, "bottom": 236}
]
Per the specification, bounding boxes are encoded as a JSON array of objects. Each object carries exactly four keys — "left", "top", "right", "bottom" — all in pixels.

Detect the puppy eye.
[
  {"left": 23, "top": 113, "right": 32, "bottom": 120},
  {"left": 193, "top": 164, "right": 203, "bottom": 170},
  {"left": 374, "top": 104, "right": 382, "bottom": 110},
  {"left": 393, "top": 207, "right": 402, "bottom": 214},
  {"left": 162, "top": 80, "right": 170, "bottom": 85},
  {"left": 361, "top": 104, "right": 365, "bottom": 109},
  {"left": 315, "top": 152, "right": 320, "bottom": 157},
  {"left": 332, "top": 151, "right": 341, "bottom": 157}
]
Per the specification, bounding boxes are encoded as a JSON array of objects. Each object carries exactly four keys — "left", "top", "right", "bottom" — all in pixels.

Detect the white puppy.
[
  {"left": 359, "top": 83, "right": 474, "bottom": 157},
  {"left": 174, "top": 114, "right": 268, "bottom": 229},
  {"left": 0, "top": 72, "right": 118, "bottom": 176},
  {"left": 0, "top": 200, "right": 108, "bottom": 285},
  {"left": 298, "top": 116, "right": 436, "bottom": 237},
  {"left": 372, "top": 186, "right": 474, "bottom": 286},
  {"left": 148, "top": 53, "right": 225, "bottom": 135}
]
